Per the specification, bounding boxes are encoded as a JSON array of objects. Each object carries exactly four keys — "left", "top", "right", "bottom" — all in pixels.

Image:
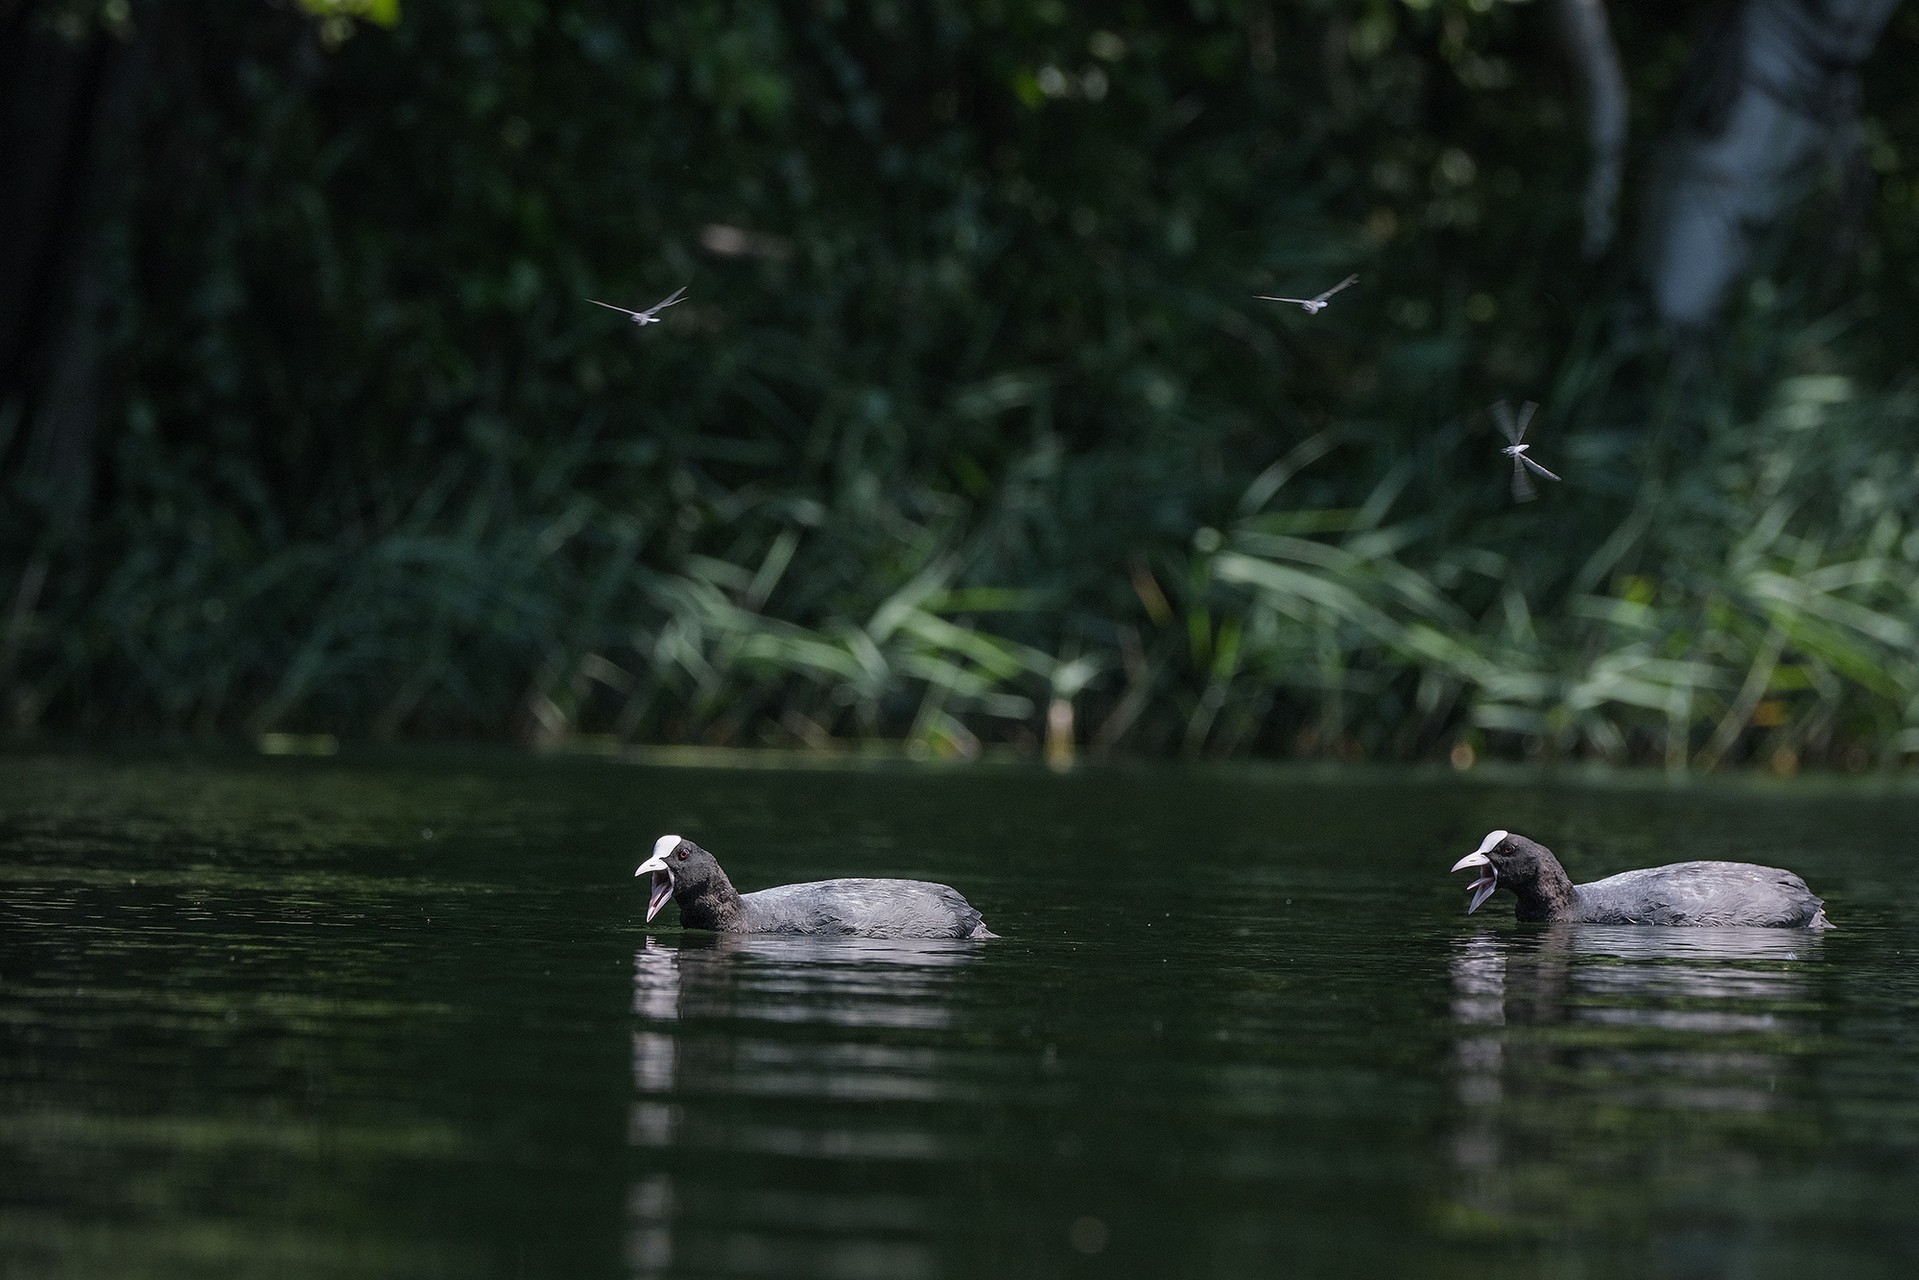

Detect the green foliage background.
[{"left": 5, "top": 0, "right": 1919, "bottom": 767}]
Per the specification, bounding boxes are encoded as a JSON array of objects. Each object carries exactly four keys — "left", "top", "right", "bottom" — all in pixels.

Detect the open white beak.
[
  {"left": 634, "top": 834, "right": 679, "bottom": 923},
  {"left": 1450, "top": 830, "right": 1506, "bottom": 915}
]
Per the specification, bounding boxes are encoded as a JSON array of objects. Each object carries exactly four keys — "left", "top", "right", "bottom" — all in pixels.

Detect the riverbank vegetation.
[{"left": 4, "top": 2, "right": 1917, "bottom": 769}]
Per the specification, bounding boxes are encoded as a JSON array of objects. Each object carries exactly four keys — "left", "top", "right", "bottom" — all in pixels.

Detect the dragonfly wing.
[
  {"left": 636, "top": 290, "right": 687, "bottom": 320},
  {"left": 1512, "top": 400, "right": 1538, "bottom": 443},
  {"left": 586, "top": 298, "right": 638, "bottom": 317},
  {"left": 1492, "top": 400, "right": 1520, "bottom": 444},
  {"left": 1255, "top": 295, "right": 1312, "bottom": 305},
  {"left": 1511, "top": 457, "right": 1536, "bottom": 502},
  {"left": 1315, "top": 273, "right": 1359, "bottom": 302}
]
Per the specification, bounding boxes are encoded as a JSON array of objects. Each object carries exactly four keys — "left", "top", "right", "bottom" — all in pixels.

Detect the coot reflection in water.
[
  {"left": 1445, "top": 925, "right": 1829, "bottom": 1260},
  {"left": 626, "top": 935, "right": 985, "bottom": 1279}
]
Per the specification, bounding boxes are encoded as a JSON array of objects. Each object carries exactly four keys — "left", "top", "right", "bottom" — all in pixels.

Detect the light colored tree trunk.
[
  {"left": 1638, "top": 0, "right": 1901, "bottom": 330},
  {"left": 1553, "top": 0, "right": 1630, "bottom": 259}
]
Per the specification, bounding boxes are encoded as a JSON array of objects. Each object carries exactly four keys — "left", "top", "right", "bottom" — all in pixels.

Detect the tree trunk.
[
  {"left": 1638, "top": 0, "right": 1902, "bottom": 330},
  {"left": 0, "top": 4, "right": 146, "bottom": 532},
  {"left": 1553, "top": 0, "right": 1630, "bottom": 259}
]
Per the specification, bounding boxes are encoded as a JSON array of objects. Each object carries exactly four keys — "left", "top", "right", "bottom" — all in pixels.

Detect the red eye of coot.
[{"left": 676, "top": 848, "right": 688, "bottom": 861}]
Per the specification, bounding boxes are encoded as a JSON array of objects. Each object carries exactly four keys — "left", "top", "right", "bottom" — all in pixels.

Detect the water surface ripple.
[{"left": 2, "top": 754, "right": 1917, "bottom": 1277}]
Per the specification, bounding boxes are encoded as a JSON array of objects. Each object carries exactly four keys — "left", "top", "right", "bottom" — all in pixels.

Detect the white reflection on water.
[
  {"left": 631, "top": 934, "right": 977, "bottom": 1027},
  {"left": 630, "top": 943, "right": 683, "bottom": 1160},
  {"left": 623, "top": 935, "right": 979, "bottom": 1280},
  {"left": 1445, "top": 924, "right": 1827, "bottom": 1222},
  {"left": 624, "top": 1174, "right": 674, "bottom": 1275},
  {"left": 632, "top": 941, "right": 680, "bottom": 1022}
]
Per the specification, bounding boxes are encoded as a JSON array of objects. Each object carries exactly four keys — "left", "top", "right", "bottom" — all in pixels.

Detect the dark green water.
[{"left": 3, "top": 752, "right": 1917, "bottom": 1279}]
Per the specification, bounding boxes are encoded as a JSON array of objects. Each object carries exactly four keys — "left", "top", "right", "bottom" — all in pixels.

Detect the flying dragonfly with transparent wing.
[
  {"left": 1254, "top": 273, "right": 1358, "bottom": 315},
  {"left": 585, "top": 285, "right": 688, "bottom": 327},
  {"left": 1492, "top": 399, "right": 1561, "bottom": 501}
]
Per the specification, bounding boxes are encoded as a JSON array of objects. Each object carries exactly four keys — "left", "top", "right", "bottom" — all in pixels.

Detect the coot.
[
  {"left": 636, "top": 835, "right": 996, "bottom": 939},
  {"left": 1450, "top": 830, "right": 1831, "bottom": 929}
]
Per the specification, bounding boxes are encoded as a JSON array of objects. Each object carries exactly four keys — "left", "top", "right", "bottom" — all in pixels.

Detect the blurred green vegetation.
[{"left": 3, "top": 0, "right": 1918, "bottom": 768}]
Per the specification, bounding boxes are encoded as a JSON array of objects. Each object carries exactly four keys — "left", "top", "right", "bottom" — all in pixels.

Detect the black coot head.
[
  {"left": 633, "top": 834, "right": 723, "bottom": 922},
  {"left": 1450, "top": 829, "right": 1554, "bottom": 914}
]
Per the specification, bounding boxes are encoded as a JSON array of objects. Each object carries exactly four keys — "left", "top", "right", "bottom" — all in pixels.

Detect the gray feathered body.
[
  {"left": 1573, "top": 861, "right": 1830, "bottom": 929},
  {"left": 740, "top": 878, "right": 996, "bottom": 939}
]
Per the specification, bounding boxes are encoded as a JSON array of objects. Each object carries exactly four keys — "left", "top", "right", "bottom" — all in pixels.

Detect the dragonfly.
[
  {"left": 585, "top": 286, "right": 688, "bottom": 326},
  {"left": 1254, "top": 273, "right": 1358, "bottom": 315},
  {"left": 1492, "top": 399, "right": 1562, "bottom": 501}
]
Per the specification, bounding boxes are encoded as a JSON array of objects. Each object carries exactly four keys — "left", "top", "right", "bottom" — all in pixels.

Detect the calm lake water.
[{"left": 3, "top": 751, "right": 1918, "bottom": 1278}]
